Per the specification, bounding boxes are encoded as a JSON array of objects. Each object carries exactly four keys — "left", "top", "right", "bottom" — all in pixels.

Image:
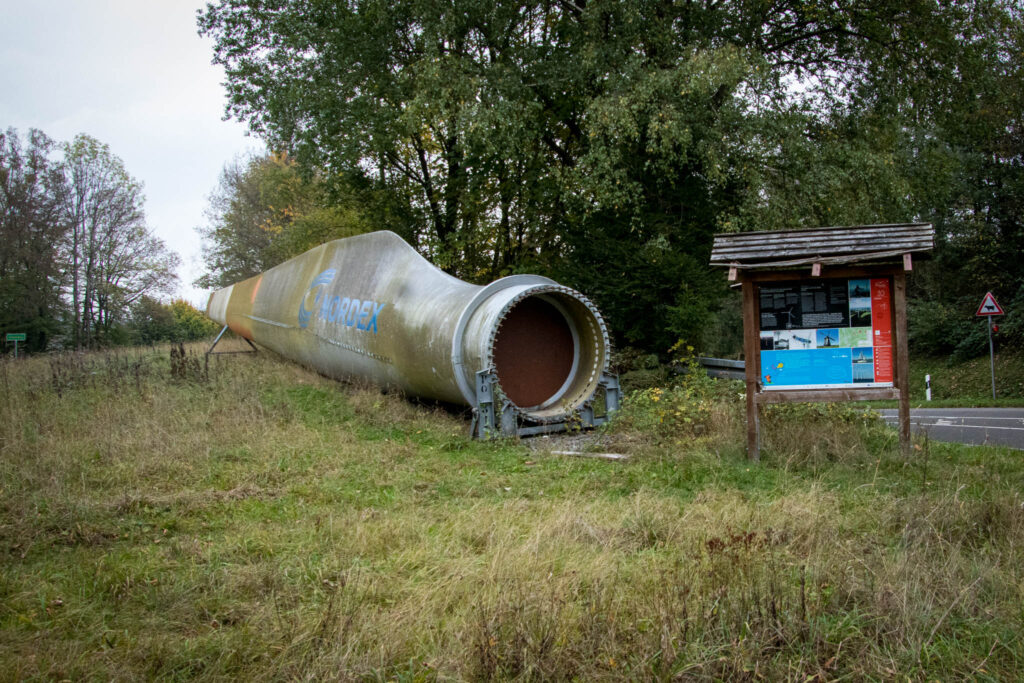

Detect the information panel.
[{"left": 759, "top": 278, "right": 893, "bottom": 390}]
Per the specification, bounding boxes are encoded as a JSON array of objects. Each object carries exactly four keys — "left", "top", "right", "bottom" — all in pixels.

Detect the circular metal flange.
[
  {"left": 484, "top": 284, "right": 611, "bottom": 424},
  {"left": 451, "top": 275, "right": 556, "bottom": 407}
]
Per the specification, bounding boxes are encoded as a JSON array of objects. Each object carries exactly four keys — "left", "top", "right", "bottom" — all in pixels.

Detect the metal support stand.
[
  {"left": 599, "top": 372, "right": 621, "bottom": 414},
  {"left": 205, "top": 326, "right": 258, "bottom": 356},
  {"left": 470, "top": 370, "right": 621, "bottom": 439}
]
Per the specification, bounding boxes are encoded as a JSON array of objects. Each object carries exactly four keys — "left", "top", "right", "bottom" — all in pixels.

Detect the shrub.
[
  {"left": 130, "top": 297, "right": 220, "bottom": 344},
  {"left": 611, "top": 345, "right": 743, "bottom": 444}
]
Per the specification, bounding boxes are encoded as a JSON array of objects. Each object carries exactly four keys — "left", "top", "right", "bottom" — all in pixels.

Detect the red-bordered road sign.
[{"left": 976, "top": 292, "right": 1004, "bottom": 316}]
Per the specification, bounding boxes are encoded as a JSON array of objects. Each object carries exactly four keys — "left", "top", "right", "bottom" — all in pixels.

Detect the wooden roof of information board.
[{"left": 710, "top": 223, "right": 934, "bottom": 270}]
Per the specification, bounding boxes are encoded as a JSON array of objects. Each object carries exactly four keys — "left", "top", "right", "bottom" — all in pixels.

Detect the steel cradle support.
[{"left": 471, "top": 370, "right": 621, "bottom": 439}]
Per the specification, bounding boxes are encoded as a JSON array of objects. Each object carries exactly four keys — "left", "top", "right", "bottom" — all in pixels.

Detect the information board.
[{"left": 758, "top": 278, "right": 893, "bottom": 390}]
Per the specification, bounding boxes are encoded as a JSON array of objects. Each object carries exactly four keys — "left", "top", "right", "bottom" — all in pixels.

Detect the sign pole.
[
  {"left": 976, "top": 291, "right": 1002, "bottom": 400},
  {"left": 988, "top": 315, "right": 996, "bottom": 399}
]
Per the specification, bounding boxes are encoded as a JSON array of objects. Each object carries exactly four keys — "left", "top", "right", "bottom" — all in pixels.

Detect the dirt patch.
[{"left": 521, "top": 429, "right": 620, "bottom": 455}]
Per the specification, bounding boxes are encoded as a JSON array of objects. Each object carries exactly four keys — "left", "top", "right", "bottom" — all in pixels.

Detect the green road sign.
[{"left": 5, "top": 333, "right": 26, "bottom": 342}]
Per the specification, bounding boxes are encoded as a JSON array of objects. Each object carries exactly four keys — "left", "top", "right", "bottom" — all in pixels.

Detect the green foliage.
[
  {"left": 64, "top": 134, "right": 180, "bottom": 348},
  {"left": 721, "top": 111, "right": 918, "bottom": 233},
  {"left": 556, "top": 226, "right": 725, "bottom": 351},
  {"left": 998, "top": 285, "right": 1024, "bottom": 348},
  {"left": 0, "top": 129, "right": 68, "bottom": 352},
  {"left": 896, "top": 4, "right": 1024, "bottom": 360},
  {"left": 0, "top": 128, "right": 178, "bottom": 353},
  {"left": 197, "top": 1, "right": 956, "bottom": 350},
  {"left": 196, "top": 153, "right": 371, "bottom": 289},
  {"left": 910, "top": 284, "right": 1024, "bottom": 362},
  {"left": 198, "top": 0, "right": 1024, "bottom": 356},
  {"left": 612, "top": 344, "right": 743, "bottom": 441},
  {"left": 130, "top": 298, "right": 221, "bottom": 345},
  {"left": 129, "top": 297, "right": 177, "bottom": 345},
  {"left": 900, "top": 349, "right": 1024, "bottom": 402},
  {"left": 615, "top": 382, "right": 720, "bottom": 441},
  {"left": 762, "top": 400, "right": 881, "bottom": 427},
  {"left": 169, "top": 300, "right": 221, "bottom": 341}
]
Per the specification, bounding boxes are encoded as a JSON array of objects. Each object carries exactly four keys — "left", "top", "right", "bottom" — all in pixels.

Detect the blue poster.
[{"left": 761, "top": 349, "right": 853, "bottom": 387}]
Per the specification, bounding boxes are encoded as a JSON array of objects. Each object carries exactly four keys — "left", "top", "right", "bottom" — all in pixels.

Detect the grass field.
[
  {"left": 1, "top": 343, "right": 1022, "bottom": 680},
  {"left": 906, "top": 352, "right": 1024, "bottom": 405},
  {"left": 858, "top": 351, "right": 1024, "bottom": 409}
]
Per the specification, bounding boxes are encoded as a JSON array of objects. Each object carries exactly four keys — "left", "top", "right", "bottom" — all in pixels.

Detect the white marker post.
[
  {"left": 925, "top": 374, "right": 931, "bottom": 402},
  {"left": 976, "top": 292, "right": 1004, "bottom": 400}
]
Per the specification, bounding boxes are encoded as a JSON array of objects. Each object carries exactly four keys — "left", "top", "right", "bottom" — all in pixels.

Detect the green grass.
[
  {"left": 907, "top": 351, "right": 1024, "bottom": 404},
  {"left": 865, "top": 350, "right": 1024, "bottom": 408},
  {"left": 1, "top": 343, "right": 1022, "bottom": 680}
]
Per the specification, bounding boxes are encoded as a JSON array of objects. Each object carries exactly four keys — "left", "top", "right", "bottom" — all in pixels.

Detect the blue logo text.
[{"left": 298, "top": 269, "right": 385, "bottom": 334}]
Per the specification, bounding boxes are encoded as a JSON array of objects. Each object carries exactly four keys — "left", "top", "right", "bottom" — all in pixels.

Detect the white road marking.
[
  {"left": 900, "top": 422, "right": 1024, "bottom": 432},
  {"left": 881, "top": 415, "right": 1024, "bottom": 421},
  {"left": 876, "top": 413, "right": 1024, "bottom": 430}
]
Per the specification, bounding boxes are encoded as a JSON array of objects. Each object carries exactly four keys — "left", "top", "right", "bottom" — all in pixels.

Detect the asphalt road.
[{"left": 879, "top": 408, "right": 1024, "bottom": 450}]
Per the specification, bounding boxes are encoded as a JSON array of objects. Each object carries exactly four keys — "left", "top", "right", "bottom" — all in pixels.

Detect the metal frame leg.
[{"left": 205, "top": 326, "right": 258, "bottom": 357}]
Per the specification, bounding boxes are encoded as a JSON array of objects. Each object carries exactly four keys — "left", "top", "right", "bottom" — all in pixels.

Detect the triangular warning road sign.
[{"left": 976, "top": 291, "right": 1004, "bottom": 316}]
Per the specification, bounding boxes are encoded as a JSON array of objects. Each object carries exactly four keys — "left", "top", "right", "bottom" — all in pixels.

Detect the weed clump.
[{"left": 169, "top": 343, "right": 207, "bottom": 383}]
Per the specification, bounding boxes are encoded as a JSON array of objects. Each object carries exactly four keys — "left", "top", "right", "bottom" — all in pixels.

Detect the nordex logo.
[{"left": 298, "top": 268, "right": 385, "bottom": 334}]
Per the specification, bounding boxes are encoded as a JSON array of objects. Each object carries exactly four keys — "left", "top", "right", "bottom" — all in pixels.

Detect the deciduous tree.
[
  {"left": 0, "top": 128, "right": 69, "bottom": 352},
  {"left": 196, "top": 152, "right": 370, "bottom": 289},
  {"left": 63, "top": 134, "right": 179, "bottom": 347},
  {"left": 199, "top": 0, "right": 1020, "bottom": 352}
]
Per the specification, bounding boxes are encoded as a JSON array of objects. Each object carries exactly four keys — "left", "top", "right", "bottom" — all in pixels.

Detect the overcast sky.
[{"left": 0, "top": 1, "right": 260, "bottom": 306}]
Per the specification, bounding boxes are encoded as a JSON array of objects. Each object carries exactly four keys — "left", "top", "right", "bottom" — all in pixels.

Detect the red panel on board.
[{"left": 871, "top": 278, "right": 893, "bottom": 383}]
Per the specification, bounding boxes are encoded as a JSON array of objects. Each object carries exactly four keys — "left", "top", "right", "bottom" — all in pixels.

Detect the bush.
[
  {"left": 169, "top": 299, "right": 221, "bottom": 340},
  {"left": 908, "top": 298, "right": 966, "bottom": 356},
  {"left": 129, "top": 297, "right": 220, "bottom": 345},
  {"left": 611, "top": 346, "right": 743, "bottom": 443},
  {"left": 910, "top": 286, "right": 1024, "bottom": 361}
]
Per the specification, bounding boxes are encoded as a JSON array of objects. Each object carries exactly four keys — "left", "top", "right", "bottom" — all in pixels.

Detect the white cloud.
[{"left": 0, "top": 0, "right": 260, "bottom": 306}]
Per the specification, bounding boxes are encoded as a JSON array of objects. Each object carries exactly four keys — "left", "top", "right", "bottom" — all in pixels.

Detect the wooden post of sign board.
[
  {"left": 893, "top": 270, "right": 911, "bottom": 456},
  {"left": 742, "top": 277, "right": 760, "bottom": 460}
]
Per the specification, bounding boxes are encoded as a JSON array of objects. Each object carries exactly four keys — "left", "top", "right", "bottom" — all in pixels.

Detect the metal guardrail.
[{"left": 698, "top": 357, "right": 745, "bottom": 380}]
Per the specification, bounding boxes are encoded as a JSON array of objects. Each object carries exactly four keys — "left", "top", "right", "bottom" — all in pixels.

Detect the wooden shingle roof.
[{"left": 710, "top": 223, "right": 934, "bottom": 270}]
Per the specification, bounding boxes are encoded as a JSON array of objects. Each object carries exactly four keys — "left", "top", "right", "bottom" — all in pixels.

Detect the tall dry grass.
[{"left": 0, "top": 344, "right": 1022, "bottom": 680}]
